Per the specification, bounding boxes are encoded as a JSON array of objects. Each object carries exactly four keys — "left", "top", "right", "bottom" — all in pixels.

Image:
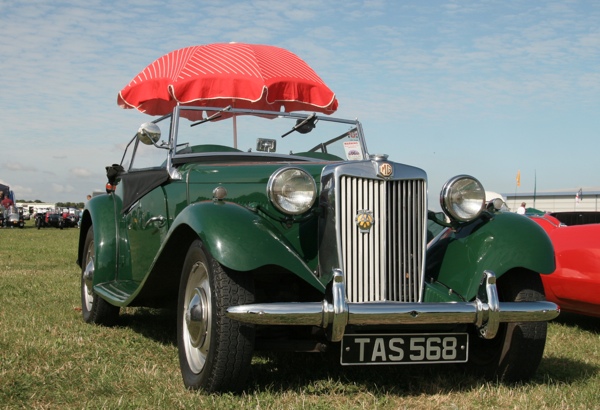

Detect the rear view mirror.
[{"left": 137, "top": 122, "right": 161, "bottom": 145}]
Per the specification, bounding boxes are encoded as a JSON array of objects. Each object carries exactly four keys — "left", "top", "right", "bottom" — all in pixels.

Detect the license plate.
[{"left": 341, "top": 333, "right": 468, "bottom": 365}]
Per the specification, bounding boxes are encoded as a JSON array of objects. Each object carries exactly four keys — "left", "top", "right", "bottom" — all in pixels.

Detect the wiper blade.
[
  {"left": 281, "top": 113, "right": 317, "bottom": 138},
  {"left": 190, "top": 106, "right": 232, "bottom": 127}
]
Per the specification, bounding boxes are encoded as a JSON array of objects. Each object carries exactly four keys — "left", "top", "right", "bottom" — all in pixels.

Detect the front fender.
[
  {"left": 426, "top": 212, "right": 555, "bottom": 301},
  {"left": 77, "top": 194, "right": 126, "bottom": 285},
  {"left": 168, "top": 201, "right": 325, "bottom": 292}
]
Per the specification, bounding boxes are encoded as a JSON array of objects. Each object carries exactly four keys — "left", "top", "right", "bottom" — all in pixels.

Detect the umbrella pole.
[{"left": 233, "top": 114, "right": 238, "bottom": 149}]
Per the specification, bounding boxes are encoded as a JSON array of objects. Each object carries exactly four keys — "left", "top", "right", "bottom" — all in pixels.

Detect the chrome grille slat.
[{"left": 340, "top": 176, "right": 425, "bottom": 303}]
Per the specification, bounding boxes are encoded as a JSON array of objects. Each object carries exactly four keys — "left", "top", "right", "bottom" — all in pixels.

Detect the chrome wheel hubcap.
[
  {"left": 186, "top": 287, "right": 208, "bottom": 348},
  {"left": 83, "top": 239, "right": 95, "bottom": 311},
  {"left": 183, "top": 261, "right": 211, "bottom": 374}
]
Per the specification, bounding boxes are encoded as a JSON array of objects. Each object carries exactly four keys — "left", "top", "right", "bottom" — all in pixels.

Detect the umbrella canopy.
[{"left": 117, "top": 43, "right": 338, "bottom": 116}]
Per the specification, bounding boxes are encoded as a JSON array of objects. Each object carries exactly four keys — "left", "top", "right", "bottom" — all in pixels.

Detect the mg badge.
[
  {"left": 355, "top": 210, "right": 374, "bottom": 233},
  {"left": 379, "top": 162, "right": 393, "bottom": 178}
]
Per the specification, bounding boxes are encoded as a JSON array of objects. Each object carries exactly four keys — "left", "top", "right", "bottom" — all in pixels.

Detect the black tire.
[
  {"left": 467, "top": 269, "right": 548, "bottom": 382},
  {"left": 177, "top": 239, "right": 255, "bottom": 392},
  {"left": 80, "top": 227, "right": 120, "bottom": 326}
]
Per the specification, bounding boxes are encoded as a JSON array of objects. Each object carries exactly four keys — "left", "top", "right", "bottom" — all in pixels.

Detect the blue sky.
[{"left": 1, "top": 0, "right": 599, "bottom": 207}]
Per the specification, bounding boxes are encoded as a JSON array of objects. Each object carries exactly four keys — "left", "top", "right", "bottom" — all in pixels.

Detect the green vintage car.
[{"left": 77, "top": 105, "right": 559, "bottom": 392}]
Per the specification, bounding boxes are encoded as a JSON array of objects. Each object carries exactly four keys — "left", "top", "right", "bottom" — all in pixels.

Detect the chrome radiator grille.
[{"left": 339, "top": 176, "right": 426, "bottom": 303}]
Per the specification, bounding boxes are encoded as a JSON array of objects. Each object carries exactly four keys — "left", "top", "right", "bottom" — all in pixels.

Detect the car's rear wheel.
[
  {"left": 467, "top": 269, "right": 548, "bottom": 382},
  {"left": 177, "top": 239, "right": 255, "bottom": 392},
  {"left": 80, "top": 227, "right": 120, "bottom": 326}
]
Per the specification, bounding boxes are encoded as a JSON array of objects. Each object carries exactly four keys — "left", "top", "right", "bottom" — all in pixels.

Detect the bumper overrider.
[{"left": 226, "top": 270, "right": 560, "bottom": 342}]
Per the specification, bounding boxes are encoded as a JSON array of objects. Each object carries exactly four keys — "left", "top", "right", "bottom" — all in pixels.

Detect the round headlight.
[
  {"left": 440, "top": 175, "right": 485, "bottom": 222},
  {"left": 268, "top": 168, "right": 317, "bottom": 215}
]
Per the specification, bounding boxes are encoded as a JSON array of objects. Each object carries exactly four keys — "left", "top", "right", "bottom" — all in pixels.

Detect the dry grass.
[{"left": 1, "top": 224, "right": 598, "bottom": 409}]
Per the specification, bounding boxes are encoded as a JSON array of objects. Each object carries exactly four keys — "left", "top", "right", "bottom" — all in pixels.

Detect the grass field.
[{"left": 1, "top": 224, "right": 599, "bottom": 409}]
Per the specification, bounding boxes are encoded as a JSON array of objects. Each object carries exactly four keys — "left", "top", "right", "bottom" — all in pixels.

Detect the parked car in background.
[
  {"left": 0, "top": 183, "right": 20, "bottom": 228},
  {"left": 550, "top": 211, "right": 600, "bottom": 226},
  {"left": 2, "top": 205, "right": 24, "bottom": 228},
  {"left": 61, "top": 208, "right": 79, "bottom": 228},
  {"left": 78, "top": 43, "right": 559, "bottom": 393},
  {"left": 34, "top": 208, "right": 79, "bottom": 229},
  {"left": 18, "top": 207, "right": 31, "bottom": 220},
  {"left": 36, "top": 210, "right": 64, "bottom": 229},
  {"left": 483, "top": 195, "right": 600, "bottom": 319},
  {"left": 529, "top": 214, "right": 600, "bottom": 318},
  {"left": 34, "top": 211, "right": 50, "bottom": 229}
]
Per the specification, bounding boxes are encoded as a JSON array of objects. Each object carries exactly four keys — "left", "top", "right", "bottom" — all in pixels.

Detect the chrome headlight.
[
  {"left": 440, "top": 175, "right": 485, "bottom": 222},
  {"left": 267, "top": 168, "right": 317, "bottom": 215}
]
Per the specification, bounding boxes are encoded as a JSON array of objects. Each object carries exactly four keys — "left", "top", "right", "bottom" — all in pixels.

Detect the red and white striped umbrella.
[{"left": 117, "top": 43, "right": 338, "bottom": 116}]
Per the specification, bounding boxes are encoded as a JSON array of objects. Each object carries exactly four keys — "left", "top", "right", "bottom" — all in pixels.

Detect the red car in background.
[{"left": 530, "top": 214, "right": 600, "bottom": 318}]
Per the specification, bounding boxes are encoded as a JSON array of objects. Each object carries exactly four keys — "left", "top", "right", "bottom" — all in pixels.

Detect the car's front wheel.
[
  {"left": 177, "top": 239, "right": 255, "bottom": 392},
  {"left": 467, "top": 269, "right": 548, "bottom": 382},
  {"left": 80, "top": 227, "right": 120, "bottom": 326}
]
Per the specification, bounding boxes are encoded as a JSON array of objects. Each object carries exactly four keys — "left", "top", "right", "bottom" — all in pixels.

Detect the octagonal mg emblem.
[
  {"left": 379, "top": 162, "right": 393, "bottom": 178},
  {"left": 355, "top": 210, "right": 374, "bottom": 233}
]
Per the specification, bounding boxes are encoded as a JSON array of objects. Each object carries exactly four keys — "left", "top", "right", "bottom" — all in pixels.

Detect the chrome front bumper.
[{"left": 226, "top": 270, "right": 560, "bottom": 342}]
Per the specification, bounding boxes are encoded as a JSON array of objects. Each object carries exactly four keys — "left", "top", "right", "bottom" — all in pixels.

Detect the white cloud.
[
  {"left": 4, "top": 163, "right": 38, "bottom": 172},
  {"left": 70, "top": 168, "right": 94, "bottom": 178},
  {"left": 52, "top": 183, "right": 76, "bottom": 194}
]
